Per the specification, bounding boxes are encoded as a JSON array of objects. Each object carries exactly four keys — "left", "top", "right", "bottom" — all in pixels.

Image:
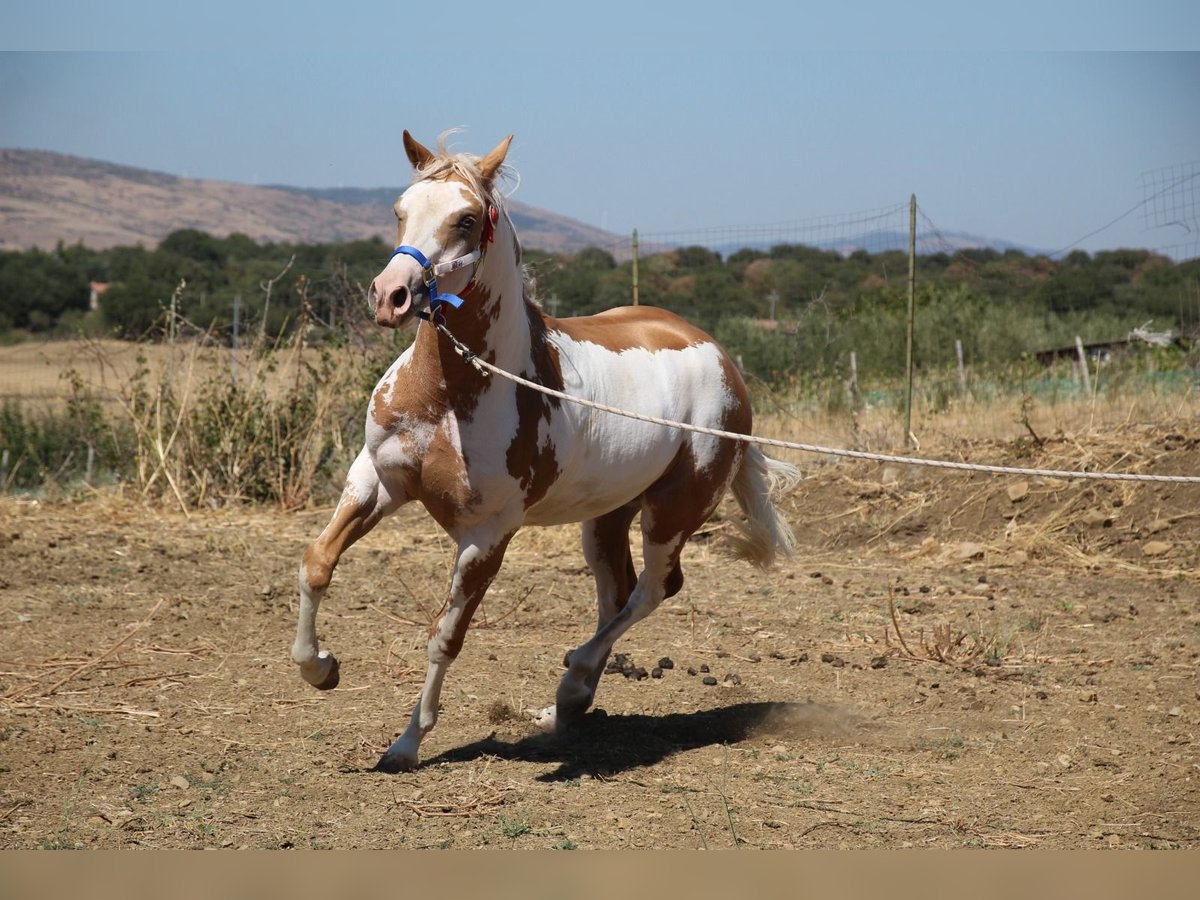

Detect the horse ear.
[
  {"left": 403, "top": 130, "right": 435, "bottom": 171},
  {"left": 478, "top": 134, "right": 513, "bottom": 184}
]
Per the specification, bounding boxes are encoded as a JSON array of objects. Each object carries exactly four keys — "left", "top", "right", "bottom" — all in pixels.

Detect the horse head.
[{"left": 369, "top": 131, "right": 513, "bottom": 329}]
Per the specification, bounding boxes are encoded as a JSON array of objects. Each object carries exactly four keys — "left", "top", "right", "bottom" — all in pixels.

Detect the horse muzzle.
[{"left": 371, "top": 281, "right": 416, "bottom": 329}]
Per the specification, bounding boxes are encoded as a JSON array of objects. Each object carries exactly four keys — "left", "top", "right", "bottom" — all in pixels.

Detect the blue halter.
[{"left": 389, "top": 244, "right": 470, "bottom": 320}]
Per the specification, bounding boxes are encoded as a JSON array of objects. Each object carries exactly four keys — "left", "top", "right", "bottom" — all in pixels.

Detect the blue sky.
[{"left": 1, "top": 3, "right": 1198, "bottom": 256}]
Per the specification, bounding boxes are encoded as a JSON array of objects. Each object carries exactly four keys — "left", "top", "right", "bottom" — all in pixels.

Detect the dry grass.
[{"left": 755, "top": 378, "right": 1200, "bottom": 457}]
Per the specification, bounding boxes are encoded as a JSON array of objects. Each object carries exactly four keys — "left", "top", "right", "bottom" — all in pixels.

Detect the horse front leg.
[
  {"left": 292, "top": 450, "right": 405, "bottom": 689},
  {"left": 374, "top": 525, "right": 516, "bottom": 773}
]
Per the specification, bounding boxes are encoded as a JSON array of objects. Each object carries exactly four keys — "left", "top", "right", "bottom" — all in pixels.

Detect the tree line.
[{"left": 2, "top": 229, "right": 1197, "bottom": 382}]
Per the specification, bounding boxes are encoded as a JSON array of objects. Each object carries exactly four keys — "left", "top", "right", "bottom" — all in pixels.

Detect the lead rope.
[{"left": 426, "top": 318, "right": 1200, "bottom": 486}]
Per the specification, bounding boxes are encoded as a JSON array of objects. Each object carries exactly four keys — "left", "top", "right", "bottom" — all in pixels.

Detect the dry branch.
[{"left": 24, "top": 597, "right": 166, "bottom": 699}]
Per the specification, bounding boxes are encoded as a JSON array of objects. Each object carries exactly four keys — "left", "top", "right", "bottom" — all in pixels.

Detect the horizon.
[{"left": 1, "top": 4, "right": 1199, "bottom": 260}]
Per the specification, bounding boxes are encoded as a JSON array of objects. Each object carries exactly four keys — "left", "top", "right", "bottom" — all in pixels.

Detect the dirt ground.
[{"left": 1, "top": 424, "right": 1197, "bottom": 849}]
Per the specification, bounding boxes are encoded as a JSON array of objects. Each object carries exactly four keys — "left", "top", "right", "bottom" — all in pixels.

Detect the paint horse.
[{"left": 291, "top": 131, "right": 800, "bottom": 772}]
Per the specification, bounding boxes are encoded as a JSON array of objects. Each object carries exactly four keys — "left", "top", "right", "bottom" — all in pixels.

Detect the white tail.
[{"left": 727, "top": 446, "right": 800, "bottom": 568}]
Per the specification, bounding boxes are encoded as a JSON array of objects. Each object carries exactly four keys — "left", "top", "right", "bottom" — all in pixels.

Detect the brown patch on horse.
[
  {"left": 429, "top": 533, "right": 514, "bottom": 659},
  {"left": 507, "top": 304, "right": 564, "bottom": 508},
  {"left": 553, "top": 306, "right": 710, "bottom": 354},
  {"left": 588, "top": 505, "right": 640, "bottom": 611},
  {"left": 370, "top": 347, "right": 448, "bottom": 432},
  {"left": 415, "top": 418, "right": 483, "bottom": 532},
  {"left": 434, "top": 198, "right": 487, "bottom": 257},
  {"left": 641, "top": 354, "right": 752, "bottom": 554}
]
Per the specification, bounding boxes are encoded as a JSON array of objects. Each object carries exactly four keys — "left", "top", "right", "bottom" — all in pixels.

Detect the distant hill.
[
  {"left": 0, "top": 148, "right": 622, "bottom": 255},
  {"left": 264, "top": 183, "right": 624, "bottom": 256},
  {"left": 0, "top": 148, "right": 1042, "bottom": 260}
]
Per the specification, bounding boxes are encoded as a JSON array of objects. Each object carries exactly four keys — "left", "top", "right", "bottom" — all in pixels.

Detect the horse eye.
[{"left": 458, "top": 215, "right": 476, "bottom": 230}]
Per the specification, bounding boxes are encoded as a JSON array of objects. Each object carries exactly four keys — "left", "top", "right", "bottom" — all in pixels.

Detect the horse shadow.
[{"left": 413, "top": 700, "right": 869, "bottom": 782}]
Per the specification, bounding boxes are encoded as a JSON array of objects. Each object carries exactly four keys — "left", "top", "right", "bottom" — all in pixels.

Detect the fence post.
[
  {"left": 904, "top": 194, "right": 916, "bottom": 446},
  {"left": 232, "top": 294, "right": 241, "bottom": 386},
  {"left": 849, "top": 350, "right": 859, "bottom": 402},
  {"left": 955, "top": 338, "right": 967, "bottom": 399},
  {"left": 1074, "top": 336, "right": 1091, "bottom": 395},
  {"left": 631, "top": 229, "right": 640, "bottom": 307}
]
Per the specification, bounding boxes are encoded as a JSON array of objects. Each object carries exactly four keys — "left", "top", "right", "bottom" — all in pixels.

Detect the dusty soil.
[{"left": 1, "top": 425, "right": 1198, "bottom": 849}]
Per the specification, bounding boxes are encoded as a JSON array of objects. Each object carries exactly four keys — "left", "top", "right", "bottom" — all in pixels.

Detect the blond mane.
[{"left": 410, "top": 130, "right": 515, "bottom": 212}]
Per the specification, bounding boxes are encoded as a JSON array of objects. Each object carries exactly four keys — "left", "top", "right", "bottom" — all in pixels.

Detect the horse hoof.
[
  {"left": 531, "top": 705, "right": 558, "bottom": 733},
  {"left": 373, "top": 751, "right": 417, "bottom": 774},
  {"left": 302, "top": 651, "right": 340, "bottom": 691}
]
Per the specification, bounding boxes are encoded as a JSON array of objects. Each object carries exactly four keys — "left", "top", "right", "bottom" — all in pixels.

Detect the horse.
[{"left": 290, "top": 131, "right": 800, "bottom": 772}]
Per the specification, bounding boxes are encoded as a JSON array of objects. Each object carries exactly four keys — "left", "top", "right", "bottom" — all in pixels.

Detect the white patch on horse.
[{"left": 522, "top": 336, "right": 736, "bottom": 526}]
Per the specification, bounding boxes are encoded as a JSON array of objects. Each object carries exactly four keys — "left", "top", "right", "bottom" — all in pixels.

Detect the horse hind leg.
[
  {"left": 292, "top": 451, "right": 403, "bottom": 690},
  {"left": 534, "top": 504, "right": 638, "bottom": 731},
  {"left": 551, "top": 449, "right": 738, "bottom": 728},
  {"left": 552, "top": 526, "right": 686, "bottom": 726}
]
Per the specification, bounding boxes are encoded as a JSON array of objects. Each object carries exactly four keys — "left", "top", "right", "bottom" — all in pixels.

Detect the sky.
[{"left": 1, "top": 2, "right": 1199, "bottom": 257}]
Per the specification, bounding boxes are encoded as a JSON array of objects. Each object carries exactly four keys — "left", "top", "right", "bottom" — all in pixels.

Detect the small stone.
[
  {"left": 954, "top": 542, "right": 985, "bottom": 562},
  {"left": 651, "top": 667, "right": 663, "bottom": 679},
  {"left": 870, "top": 656, "right": 888, "bottom": 669},
  {"left": 722, "top": 673, "right": 742, "bottom": 686},
  {"left": 701, "top": 676, "right": 718, "bottom": 686},
  {"left": 657, "top": 657, "right": 675, "bottom": 670},
  {"left": 1056, "top": 753, "right": 1072, "bottom": 769},
  {"left": 169, "top": 775, "right": 190, "bottom": 791},
  {"left": 687, "top": 667, "right": 697, "bottom": 676},
  {"left": 1167, "top": 706, "right": 1183, "bottom": 717},
  {"left": 1142, "top": 541, "right": 1173, "bottom": 557},
  {"left": 699, "top": 664, "right": 710, "bottom": 674},
  {"left": 1006, "top": 482, "right": 1029, "bottom": 503}
]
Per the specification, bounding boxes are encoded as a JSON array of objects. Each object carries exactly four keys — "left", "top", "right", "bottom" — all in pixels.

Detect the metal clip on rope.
[{"left": 430, "top": 318, "right": 489, "bottom": 377}]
